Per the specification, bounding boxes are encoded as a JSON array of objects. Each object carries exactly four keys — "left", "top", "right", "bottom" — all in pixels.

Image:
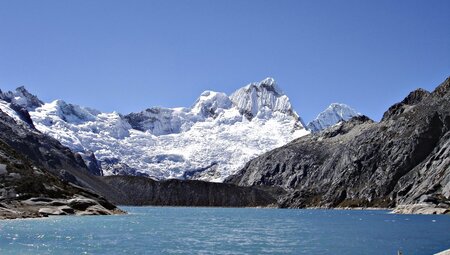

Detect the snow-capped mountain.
[
  {"left": 0, "top": 78, "right": 311, "bottom": 182},
  {"left": 0, "top": 86, "right": 43, "bottom": 110},
  {"left": 306, "top": 103, "right": 360, "bottom": 132},
  {"left": 0, "top": 86, "right": 43, "bottom": 128}
]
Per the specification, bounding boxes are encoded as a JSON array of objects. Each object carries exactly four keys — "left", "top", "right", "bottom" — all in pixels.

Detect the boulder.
[
  {"left": 82, "top": 205, "right": 111, "bottom": 215},
  {"left": 58, "top": 205, "right": 75, "bottom": 214},
  {"left": 0, "top": 164, "right": 7, "bottom": 175},
  {"left": 392, "top": 204, "right": 450, "bottom": 215},
  {"left": 38, "top": 207, "right": 67, "bottom": 216},
  {"left": 67, "top": 197, "right": 98, "bottom": 210}
]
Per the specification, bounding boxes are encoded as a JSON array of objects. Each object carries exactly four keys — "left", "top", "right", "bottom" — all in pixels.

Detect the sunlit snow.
[{"left": 1, "top": 78, "right": 310, "bottom": 182}]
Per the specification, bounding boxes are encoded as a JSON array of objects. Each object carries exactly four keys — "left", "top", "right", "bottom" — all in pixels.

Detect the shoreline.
[
  {"left": 4, "top": 204, "right": 449, "bottom": 221},
  {"left": 0, "top": 197, "right": 126, "bottom": 221}
]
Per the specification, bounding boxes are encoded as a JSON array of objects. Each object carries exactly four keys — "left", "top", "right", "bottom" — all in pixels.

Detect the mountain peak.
[
  {"left": 1, "top": 86, "right": 44, "bottom": 110},
  {"left": 242, "top": 77, "right": 283, "bottom": 96},
  {"left": 433, "top": 76, "right": 450, "bottom": 97},
  {"left": 307, "top": 103, "right": 360, "bottom": 132},
  {"left": 229, "top": 78, "right": 294, "bottom": 119},
  {"left": 16, "top": 85, "right": 30, "bottom": 94}
]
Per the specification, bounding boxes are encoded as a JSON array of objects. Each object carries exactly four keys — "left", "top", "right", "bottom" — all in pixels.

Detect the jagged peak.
[
  {"left": 15, "top": 85, "right": 30, "bottom": 93},
  {"left": 0, "top": 86, "right": 44, "bottom": 110},
  {"left": 381, "top": 88, "right": 431, "bottom": 122},
  {"left": 402, "top": 88, "right": 430, "bottom": 105},
  {"left": 433, "top": 76, "right": 450, "bottom": 97},
  {"left": 238, "top": 77, "right": 284, "bottom": 96},
  {"left": 229, "top": 78, "right": 295, "bottom": 119}
]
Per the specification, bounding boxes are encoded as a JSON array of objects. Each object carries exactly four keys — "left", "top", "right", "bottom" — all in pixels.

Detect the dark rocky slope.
[
  {"left": 101, "top": 176, "right": 279, "bottom": 207},
  {"left": 0, "top": 109, "right": 126, "bottom": 219},
  {"left": 227, "top": 77, "right": 450, "bottom": 214}
]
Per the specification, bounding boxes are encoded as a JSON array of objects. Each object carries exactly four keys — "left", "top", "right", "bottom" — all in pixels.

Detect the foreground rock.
[
  {"left": 0, "top": 195, "right": 124, "bottom": 219},
  {"left": 227, "top": 77, "right": 450, "bottom": 214},
  {"left": 392, "top": 204, "right": 450, "bottom": 215}
]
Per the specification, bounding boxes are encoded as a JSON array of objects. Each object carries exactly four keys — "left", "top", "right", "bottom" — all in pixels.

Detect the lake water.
[{"left": 0, "top": 207, "right": 449, "bottom": 254}]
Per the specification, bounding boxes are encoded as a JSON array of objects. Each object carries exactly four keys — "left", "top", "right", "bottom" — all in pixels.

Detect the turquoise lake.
[{"left": 0, "top": 207, "right": 449, "bottom": 254}]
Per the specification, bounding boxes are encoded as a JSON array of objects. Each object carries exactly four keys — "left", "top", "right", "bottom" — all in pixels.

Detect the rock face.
[
  {"left": 391, "top": 204, "right": 449, "bottom": 215},
  {"left": 227, "top": 77, "right": 450, "bottom": 213},
  {"left": 0, "top": 86, "right": 44, "bottom": 110},
  {"left": 101, "top": 176, "right": 279, "bottom": 207},
  {"left": 229, "top": 77, "right": 298, "bottom": 120}
]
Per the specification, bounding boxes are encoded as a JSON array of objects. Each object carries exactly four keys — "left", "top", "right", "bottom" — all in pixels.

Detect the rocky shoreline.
[
  {"left": 391, "top": 203, "right": 450, "bottom": 215},
  {"left": 304, "top": 204, "right": 449, "bottom": 215},
  {"left": 0, "top": 196, "right": 125, "bottom": 220},
  {"left": 3, "top": 201, "right": 448, "bottom": 221}
]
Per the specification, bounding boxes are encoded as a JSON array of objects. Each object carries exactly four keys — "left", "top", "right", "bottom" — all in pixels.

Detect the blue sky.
[{"left": 0, "top": 1, "right": 449, "bottom": 123}]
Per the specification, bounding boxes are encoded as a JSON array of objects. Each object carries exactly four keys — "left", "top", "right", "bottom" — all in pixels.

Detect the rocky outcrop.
[
  {"left": 0, "top": 195, "right": 121, "bottom": 219},
  {"left": 227, "top": 77, "right": 450, "bottom": 214},
  {"left": 79, "top": 151, "right": 103, "bottom": 176},
  {"left": 381, "top": 88, "right": 430, "bottom": 121},
  {"left": 391, "top": 203, "right": 449, "bottom": 215}
]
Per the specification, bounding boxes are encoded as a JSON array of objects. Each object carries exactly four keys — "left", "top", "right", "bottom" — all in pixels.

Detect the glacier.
[{"left": 0, "top": 78, "right": 311, "bottom": 182}]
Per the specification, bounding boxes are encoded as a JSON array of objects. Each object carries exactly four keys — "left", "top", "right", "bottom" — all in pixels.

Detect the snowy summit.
[{"left": 307, "top": 103, "right": 360, "bottom": 132}]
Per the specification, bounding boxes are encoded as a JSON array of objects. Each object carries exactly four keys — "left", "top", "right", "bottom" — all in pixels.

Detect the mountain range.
[
  {"left": 0, "top": 76, "right": 449, "bottom": 217},
  {"left": 0, "top": 78, "right": 359, "bottom": 182}
]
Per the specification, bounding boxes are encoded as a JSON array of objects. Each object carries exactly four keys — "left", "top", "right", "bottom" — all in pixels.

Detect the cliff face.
[
  {"left": 227, "top": 78, "right": 450, "bottom": 213},
  {"left": 101, "top": 176, "right": 279, "bottom": 207}
]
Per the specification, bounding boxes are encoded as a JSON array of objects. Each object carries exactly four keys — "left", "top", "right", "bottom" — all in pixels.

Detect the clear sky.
[{"left": 0, "top": 1, "right": 449, "bottom": 123}]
